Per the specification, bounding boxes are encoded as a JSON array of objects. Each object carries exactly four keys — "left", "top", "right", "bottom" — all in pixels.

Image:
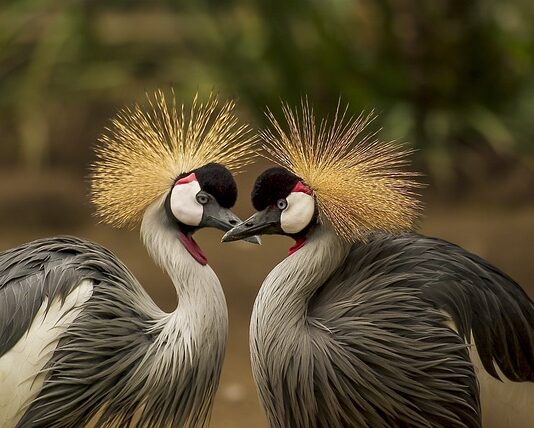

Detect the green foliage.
[{"left": 1, "top": 0, "right": 533, "bottom": 185}]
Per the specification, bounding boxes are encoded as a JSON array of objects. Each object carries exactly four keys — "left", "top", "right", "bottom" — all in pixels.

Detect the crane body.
[
  {"left": 0, "top": 228, "right": 226, "bottom": 427},
  {"left": 223, "top": 101, "right": 534, "bottom": 427},
  {"left": 0, "top": 92, "right": 257, "bottom": 427},
  {"left": 248, "top": 225, "right": 533, "bottom": 427}
]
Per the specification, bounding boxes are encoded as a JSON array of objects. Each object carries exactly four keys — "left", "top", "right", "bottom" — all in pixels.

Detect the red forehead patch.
[
  {"left": 291, "top": 181, "right": 312, "bottom": 195},
  {"left": 175, "top": 173, "right": 197, "bottom": 186}
]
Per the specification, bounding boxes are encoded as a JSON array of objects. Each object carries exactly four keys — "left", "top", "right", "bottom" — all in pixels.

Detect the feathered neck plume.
[
  {"left": 91, "top": 90, "right": 256, "bottom": 228},
  {"left": 260, "top": 100, "right": 421, "bottom": 241}
]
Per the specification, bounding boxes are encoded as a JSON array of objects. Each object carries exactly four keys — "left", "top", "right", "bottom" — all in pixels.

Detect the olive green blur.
[{"left": 1, "top": 1, "right": 533, "bottom": 426}]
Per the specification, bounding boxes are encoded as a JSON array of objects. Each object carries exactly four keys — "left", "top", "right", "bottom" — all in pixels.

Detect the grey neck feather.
[
  {"left": 140, "top": 196, "right": 228, "bottom": 370},
  {"left": 249, "top": 225, "right": 349, "bottom": 427},
  {"left": 252, "top": 225, "right": 349, "bottom": 328},
  {"left": 117, "top": 196, "right": 229, "bottom": 427}
]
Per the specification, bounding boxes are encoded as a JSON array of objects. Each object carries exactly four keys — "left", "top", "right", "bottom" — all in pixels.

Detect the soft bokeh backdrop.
[{"left": 1, "top": 1, "right": 533, "bottom": 426}]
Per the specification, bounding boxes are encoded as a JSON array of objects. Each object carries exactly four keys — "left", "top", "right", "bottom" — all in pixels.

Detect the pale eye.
[
  {"left": 196, "top": 193, "right": 209, "bottom": 205},
  {"left": 277, "top": 199, "right": 288, "bottom": 210}
]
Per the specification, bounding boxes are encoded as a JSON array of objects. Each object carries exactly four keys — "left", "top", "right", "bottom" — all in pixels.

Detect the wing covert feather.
[{"left": 311, "top": 233, "right": 534, "bottom": 382}]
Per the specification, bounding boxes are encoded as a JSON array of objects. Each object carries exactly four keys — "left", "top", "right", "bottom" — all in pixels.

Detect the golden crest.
[
  {"left": 260, "top": 99, "right": 422, "bottom": 240},
  {"left": 91, "top": 91, "right": 256, "bottom": 228}
]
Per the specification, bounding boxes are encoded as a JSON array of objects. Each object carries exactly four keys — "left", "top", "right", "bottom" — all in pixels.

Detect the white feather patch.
[
  {"left": 0, "top": 280, "right": 93, "bottom": 427},
  {"left": 170, "top": 181, "right": 203, "bottom": 226},
  {"left": 281, "top": 192, "right": 315, "bottom": 234}
]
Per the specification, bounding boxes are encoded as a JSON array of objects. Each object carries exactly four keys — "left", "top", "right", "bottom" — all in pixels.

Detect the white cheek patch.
[
  {"left": 281, "top": 192, "right": 315, "bottom": 234},
  {"left": 170, "top": 180, "right": 203, "bottom": 226}
]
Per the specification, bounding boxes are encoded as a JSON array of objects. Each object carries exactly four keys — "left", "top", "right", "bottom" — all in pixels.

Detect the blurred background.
[{"left": 1, "top": 0, "right": 533, "bottom": 426}]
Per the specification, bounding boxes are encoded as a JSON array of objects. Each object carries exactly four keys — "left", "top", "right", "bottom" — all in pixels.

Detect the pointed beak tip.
[
  {"left": 221, "top": 233, "right": 231, "bottom": 243},
  {"left": 247, "top": 235, "right": 262, "bottom": 245},
  {"left": 221, "top": 230, "right": 261, "bottom": 245}
]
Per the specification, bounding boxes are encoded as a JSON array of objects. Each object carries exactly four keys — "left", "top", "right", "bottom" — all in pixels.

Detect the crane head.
[
  {"left": 164, "top": 162, "right": 260, "bottom": 264},
  {"left": 222, "top": 167, "right": 317, "bottom": 252},
  {"left": 224, "top": 98, "right": 423, "bottom": 250},
  {"left": 91, "top": 91, "right": 257, "bottom": 230},
  {"left": 224, "top": 99, "right": 422, "bottom": 243},
  {"left": 91, "top": 91, "right": 260, "bottom": 265}
]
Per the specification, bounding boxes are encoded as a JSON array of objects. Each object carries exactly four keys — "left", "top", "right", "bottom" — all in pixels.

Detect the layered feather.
[
  {"left": 260, "top": 100, "right": 421, "bottom": 240},
  {"left": 91, "top": 90, "right": 256, "bottom": 228},
  {"left": 1, "top": 236, "right": 225, "bottom": 427}
]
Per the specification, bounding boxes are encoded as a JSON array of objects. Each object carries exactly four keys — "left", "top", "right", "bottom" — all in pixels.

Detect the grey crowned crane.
[
  {"left": 223, "top": 102, "right": 534, "bottom": 428},
  {"left": 0, "top": 92, "right": 257, "bottom": 427}
]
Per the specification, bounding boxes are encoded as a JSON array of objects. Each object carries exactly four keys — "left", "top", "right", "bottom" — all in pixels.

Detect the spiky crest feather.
[
  {"left": 260, "top": 100, "right": 421, "bottom": 241},
  {"left": 91, "top": 90, "right": 256, "bottom": 228}
]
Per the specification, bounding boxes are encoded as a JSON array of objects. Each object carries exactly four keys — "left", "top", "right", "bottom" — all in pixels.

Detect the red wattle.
[
  {"left": 288, "top": 237, "right": 307, "bottom": 256},
  {"left": 178, "top": 232, "right": 208, "bottom": 265},
  {"left": 175, "top": 173, "right": 197, "bottom": 186},
  {"left": 291, "top": 181, "right": 312, "bottom": 195}
]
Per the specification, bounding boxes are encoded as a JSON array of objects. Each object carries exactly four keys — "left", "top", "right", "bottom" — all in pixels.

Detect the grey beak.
[
  {"left": 201, "top": 203, "right": 261, "bottom": 245},
  {"left": 245, "top": 235, "right": 262, "bottom": 245},
  {"left": 222, "top": 208, "right": 281, "bottom": 243},
  {"left": 222, "top": 222, "right": 251, "bottom": 243}
]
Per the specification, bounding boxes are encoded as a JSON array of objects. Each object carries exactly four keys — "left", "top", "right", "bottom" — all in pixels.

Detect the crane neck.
[
  {"left": 254, "top": 225, "right": 350, "bottom": 325},
  {"left": 107, "top": 195, "right": 228, "bottom": 427},
  {"left": 140, "top": 196, "right": 227, "bottom": 348}
]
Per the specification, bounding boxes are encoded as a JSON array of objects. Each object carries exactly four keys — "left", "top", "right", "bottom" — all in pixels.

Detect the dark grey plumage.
[
  {"left": 222, "top": 111, "right": 534, "bottom": 427},
  {"left": 248, "top": 227, "right": 534, "bottom": 428},
  {"left": 0, "top": 236, "right": 223, "bottom": 427},
  {"left": 322, "top": 233, "right": 533, "bottom": 379}
]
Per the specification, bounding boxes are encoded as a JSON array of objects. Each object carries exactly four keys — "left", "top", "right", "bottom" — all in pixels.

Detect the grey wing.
[
  {"left": 314, "top": 233, "right": 534, "bottom": 382},
  {"left": 309, "top": 232, "right": 533, "bottom": 426},
  {"left": 0, "top": 237, "right": 154, "bottom": 428},
  {"left": 0, "top": 236, "right": 99, "bottom": 357},
  {"left": 309, "top": 240, "right": 481, "bottom": 428},
  {"left": 399, "top": 234, "right": 534, "bottom": 382}
]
